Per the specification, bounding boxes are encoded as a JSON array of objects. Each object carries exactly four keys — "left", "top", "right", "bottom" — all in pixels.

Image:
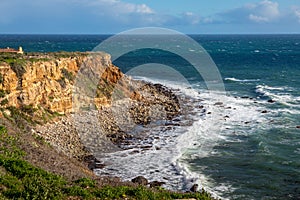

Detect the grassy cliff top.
[{"left": 0, "top": 51, "right": 89, "bottom": 66}]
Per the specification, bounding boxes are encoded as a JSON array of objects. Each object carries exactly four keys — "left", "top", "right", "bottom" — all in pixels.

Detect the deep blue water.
[{"left": 1, "top": 34, "right": 299, "bottom": 199}]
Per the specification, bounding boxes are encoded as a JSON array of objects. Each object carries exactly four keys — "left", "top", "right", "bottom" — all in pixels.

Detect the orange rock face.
[{"left": 0, "top": 52, "right": 126, "bottom": 115}]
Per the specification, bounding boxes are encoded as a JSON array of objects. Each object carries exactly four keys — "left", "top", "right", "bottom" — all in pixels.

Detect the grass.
[{"left": 0, "top": 125, "right": 215, "bottom": 200}]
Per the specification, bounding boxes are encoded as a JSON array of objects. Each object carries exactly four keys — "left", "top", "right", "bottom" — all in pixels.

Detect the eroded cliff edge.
[
  {"left": 0, "top": 52, "right": 119, "bottom": 114},
  {"left": 0, "top": 52, "right": 180, "bottom": 163}
]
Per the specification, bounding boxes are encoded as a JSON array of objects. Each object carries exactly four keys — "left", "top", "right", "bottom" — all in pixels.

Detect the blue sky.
[{"left": 1, "top": 0, "right": 300, "bottom": 34}]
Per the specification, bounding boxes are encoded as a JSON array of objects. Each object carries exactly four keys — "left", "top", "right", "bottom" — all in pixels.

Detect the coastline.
[{"left": 0, "top": 51, "right": 217, "bottom": 199}]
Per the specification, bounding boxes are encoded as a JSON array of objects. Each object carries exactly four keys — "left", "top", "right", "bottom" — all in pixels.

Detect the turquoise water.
[{"left": 1, "top": 34, "right": 299, "bottom": 199}]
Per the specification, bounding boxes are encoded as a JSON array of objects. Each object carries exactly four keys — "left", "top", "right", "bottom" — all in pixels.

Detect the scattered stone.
[
  {"left": 214, "top": 102, "right": 223, "bottom": 106},
  {"left": 129, "top": 150, "right": 140, "bottom": 154},
  {"left": 261, "top": 110, "right": 268, "bottom": 113},
  {"left": 207, "top": 112, "right": 212, "bottom": 114},
  {"left": 149, "top": 181, "right": 165, "bottom": 188},
  {"left": 190, "top": 184, "right": 198, "bottom": 192},
  {"left": 244, "top": 121, "right": 250, "bottom": 124},
  {"left": 267, "top": 99, "right": 276, "bottom": 103},
  {"left": 131, "top": 176, "right": 148, "bottom": 185}
]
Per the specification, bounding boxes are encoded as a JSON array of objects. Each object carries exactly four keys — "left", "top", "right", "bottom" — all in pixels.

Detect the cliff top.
[{"left": 0, "top": 51, "right": 88, "bottom": 65}]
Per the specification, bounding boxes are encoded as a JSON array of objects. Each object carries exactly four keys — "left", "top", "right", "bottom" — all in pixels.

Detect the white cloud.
[
  {"left": 249, "top": 14, "right": 269, "bottom": 22},
  {"left": 248, "top": 0, "right": 279, "bottom": 22},
  {"left": 219, "top": 0, "right": 280, "bottom": 23},
  {"left": 135, "top": 4, "right": 153, "bottom": 14},
  {"left": 291, "top": 7, "right": 300, "bottom": 23},
  {"left": 181, "top": 12, "right": 201, "bottom": 25},
  {"left": 87, "top": 0, "right": 154, "bottom": 15}
]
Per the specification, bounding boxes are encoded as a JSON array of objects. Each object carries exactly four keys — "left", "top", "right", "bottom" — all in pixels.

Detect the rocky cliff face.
[
  {"left": 0, "top": 52, "right": 181, "bottom": 159},
  {"left": 0, "top": 52, "right": 123, "bottom": 114}
]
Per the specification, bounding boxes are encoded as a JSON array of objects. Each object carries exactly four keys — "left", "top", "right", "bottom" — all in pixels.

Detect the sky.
[{"left": 0, "top": 0, "right": 300, "bottom": 34}]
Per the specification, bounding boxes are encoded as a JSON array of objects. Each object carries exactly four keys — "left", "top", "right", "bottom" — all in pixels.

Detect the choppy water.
[{"left": 1, "top": 34, "right": 299, "bottom": 199}]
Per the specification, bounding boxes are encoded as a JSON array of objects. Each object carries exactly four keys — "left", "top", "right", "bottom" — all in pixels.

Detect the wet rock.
[
  {"left": 131, "top": 176, "right": 148, "bottom": 185},
  {"left": 207, "top": 112, "right": 212, "bottom": 114},
  {"left": 261, "top": 110, "right": 268, "bottom": 113},
  {"left": 296, "top": 126, "right": 300, "bottom": 129},
  {"left": 267, "top": 99, "right": 276, "bottom": 103},
  {"left": 149, "top": 181, "right": 166, "bottom": 188},
  {"left": 214, "top": 102, "right": 223, "bottom": 106},
  {"left": 190, "top": 184, "right": 199, "bottom": 192}
]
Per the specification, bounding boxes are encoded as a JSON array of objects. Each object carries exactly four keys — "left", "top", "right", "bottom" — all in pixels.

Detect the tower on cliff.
[{"left": 18, "top": 46, "right": 24, "bottom": 54}]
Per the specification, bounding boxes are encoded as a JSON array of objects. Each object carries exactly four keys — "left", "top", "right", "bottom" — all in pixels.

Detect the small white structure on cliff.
[{"left": 0, "top": 46, "right": 24, "bottom": 54}]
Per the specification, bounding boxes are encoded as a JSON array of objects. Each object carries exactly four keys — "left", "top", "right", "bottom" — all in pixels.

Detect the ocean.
[{"left": 1, "top": 34, "right": 299, "bottom": 199}]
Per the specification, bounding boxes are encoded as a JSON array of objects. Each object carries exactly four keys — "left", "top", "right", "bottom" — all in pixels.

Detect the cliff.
[
  {"left": 0, "top": 52, "right": 180, "bottom": 158},
  {"left": 0, "top": 52, "right": 122, "bottom": 115},
  {"left": 0, "top": 52, "right": 216, "bottom": 200}
]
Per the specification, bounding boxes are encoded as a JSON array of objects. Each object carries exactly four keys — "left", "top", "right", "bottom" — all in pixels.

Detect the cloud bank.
[{"left": 0, "top": 0, "right": 299, "bottom": 33}]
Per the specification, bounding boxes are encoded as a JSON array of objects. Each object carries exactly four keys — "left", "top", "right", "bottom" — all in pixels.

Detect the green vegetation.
[
  {"left": 2, "top": 106, "right": 64, "bottom": 127},
  {"left": 48, "top": 51, "right": 87, "bottom": 58},
  {"left": 0, "top": 125, "right": 214, "bottom": 199},
  {"left": 0, "top": 90, "right": 6, "bottom": 98},
  {"left": 61, "top": 68, "right": 75, "bottom": 82},
  {"left": 3, "top": 106, "right": 36, "bottom": 127},
  {"left": 97, "top": 79, "right": 114, "bottom": 98},
  {"left": 0, "top": 53, "right": 26, "bottom": 66},
  {"left": 0, "top": 74, "right": 3, "bottom": 84},
  {"left": 0, "top": 99, "right": 8, "bottom": 106}
]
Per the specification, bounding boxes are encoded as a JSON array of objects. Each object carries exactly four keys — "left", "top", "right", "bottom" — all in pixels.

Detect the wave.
[
  {"left": 256, "top": 84, "right": 293, "bottom": 92},
  {"left": 255, "top": 85, "right": 299, "bottom": 107},
  {"left": 224, "top": 77, "right": 260, "bottom": 82},
  {"left": 96, "top": 76, "right": 286, "bottom": 200}
]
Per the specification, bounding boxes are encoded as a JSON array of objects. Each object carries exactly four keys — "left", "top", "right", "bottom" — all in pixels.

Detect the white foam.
[
  {"left": 94, "top": 76, "right": 271, "bottom": 200},
  {"left": 256, "top": 84, "right": 293, "bottom": 92},
  {"left": 256, "top": 84, "right": 300, "bottom": 107},
  {"left": 225, "top": 77, "right": 260, "bottom": 82}
]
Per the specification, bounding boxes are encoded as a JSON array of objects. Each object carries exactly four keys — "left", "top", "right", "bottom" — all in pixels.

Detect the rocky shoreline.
[
  {"left": 33, "top": 80, "right": 194, "bottom": 162},
  {"left": 32, "top": 78, "right": 203, "bottom": 191}
]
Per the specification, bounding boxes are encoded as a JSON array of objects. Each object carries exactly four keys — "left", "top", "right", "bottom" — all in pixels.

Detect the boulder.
[
  {"left": 131, "top": 176, "right": 148, "bottom": 185},
  {"left": 190, "top": 184, "right": 198, "bottom": 192},
  {"left": 149, "top": 181, "right": 165, "bottom": 188},
  {"left": 214, "top": 102, "right": 223, "bottom": 106}
]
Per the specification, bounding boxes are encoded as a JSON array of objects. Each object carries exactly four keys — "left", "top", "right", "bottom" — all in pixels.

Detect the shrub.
[
  {"left": 20, "top": 104, "right": 37, "bottom": 116},
  {"left": 61, "top": 68, "right": 75, "bottom": 82},
  {"left": 0, "top": 90, "right": 6, "bottom": 98},
  {"left": 0, "top": 74, "right": 3, "bottom": 84},
  {"left": 0, "top": 99, "right": 8, "bottom": 106},
  {"left": 10, "top": 62, "right": 26, "bottom": 80}
]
